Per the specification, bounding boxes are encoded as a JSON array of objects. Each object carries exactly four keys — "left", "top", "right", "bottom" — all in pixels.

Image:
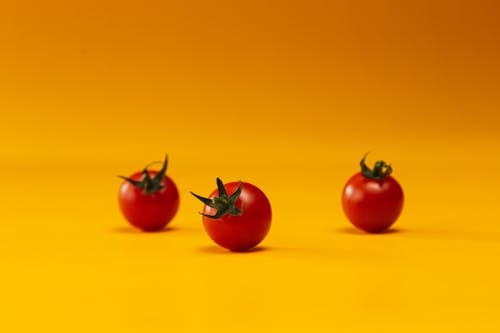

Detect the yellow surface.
[{"left": 1, "top": 0, "right": 500, "bottom": 332}]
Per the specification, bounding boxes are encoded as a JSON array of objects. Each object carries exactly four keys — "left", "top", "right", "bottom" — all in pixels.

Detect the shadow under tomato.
[
  {"left": 197, "top": 245, "right": 270, "bottom": 255},
  {"left": 112, "top": 226, "right": 180, "bottom": 234},
  {"left": 336, "top": 227, "right": 404, "bottom": 235}
]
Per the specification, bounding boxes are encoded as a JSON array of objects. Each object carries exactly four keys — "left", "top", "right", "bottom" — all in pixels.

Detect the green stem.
[
  {"left": 360, "top": 153, "right": 392, "bottom": 180},
  {"left": 191, "top": 178, "right": 243, "bottom": 219}
]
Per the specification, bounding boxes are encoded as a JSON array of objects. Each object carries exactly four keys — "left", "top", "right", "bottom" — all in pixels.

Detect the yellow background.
[{"left": 1, "top": 0, "right": 500, "bottom": 331}]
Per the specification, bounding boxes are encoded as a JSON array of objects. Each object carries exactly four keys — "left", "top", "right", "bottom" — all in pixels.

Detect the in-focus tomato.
[
  {"left": 342, "top": 154, "right": 404, "bottom": 233},
  {"left": 118, "top": 155, "right": 179, "bottom": 231},
  {"left": 191, "top": 178, "right": 272, "bottom": 252}
]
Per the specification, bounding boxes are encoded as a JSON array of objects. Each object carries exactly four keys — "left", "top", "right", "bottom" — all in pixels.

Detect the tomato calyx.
[
  {"left": 360, "top": 153, "right": 393, "bottom": 180},
  {"left": 119, "top": 155, "right": 169, "bottom": 195},
  {"left": 191, "top": 178, "right": 243, "bottom": 219}
]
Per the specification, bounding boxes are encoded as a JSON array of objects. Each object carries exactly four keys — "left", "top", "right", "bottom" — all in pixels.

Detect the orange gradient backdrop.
[{"left": 1, "top": 1, "right": 500, "bottom": 332}]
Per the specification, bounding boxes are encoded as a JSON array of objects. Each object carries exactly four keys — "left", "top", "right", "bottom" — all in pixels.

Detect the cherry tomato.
[
  {"left": 191, "top": 178, "right": 272, "bottom": 252},
  {"left": 118, "top": 155, "right": 179, "bottom": 231},
  {"left": 342, "top": 154, "right": 404, "bottom": 233}
]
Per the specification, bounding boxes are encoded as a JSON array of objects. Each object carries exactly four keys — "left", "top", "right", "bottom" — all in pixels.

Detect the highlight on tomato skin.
[
  {"left": 118, "top": 155, "right": 180, "bottom": 232},
  {"left": 191, "top": 178, "right": 272, "bottom": 252},
  {"left": 341, "top": 153, "right": 404, "bottom": 233}
]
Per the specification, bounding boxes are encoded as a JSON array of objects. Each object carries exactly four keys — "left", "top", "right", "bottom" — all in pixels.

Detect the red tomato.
[
  {"left": 191, "top": 178, "right": 272, "bottom": 252},
  {"left": 342, "top": 154, "right": 404, "bottom": 233},
  {"left": 118, "top": 156, "right": 179, "bottom": 231}
]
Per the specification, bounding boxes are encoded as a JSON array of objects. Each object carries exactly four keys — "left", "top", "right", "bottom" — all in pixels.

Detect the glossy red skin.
[
  {"left": 118, "top": 171, "right": 179, "bottom": 231},
  {"left": 342, "top": 172, "right": 404, "bottom": 233},
  {"left": 202, "top": 182, "right": 272, "bottom": 252}
]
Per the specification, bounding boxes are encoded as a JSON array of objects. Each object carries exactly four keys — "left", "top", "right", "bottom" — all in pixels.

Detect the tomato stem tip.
[
  {"left": 191, "top": 178, "right": 244, "bottom": 219},
  {"left": 360, "top": 153, "right": 393, "bottom": 180},
  {"left": 118, "top": 155, "right": 169, "bottom": 195}
]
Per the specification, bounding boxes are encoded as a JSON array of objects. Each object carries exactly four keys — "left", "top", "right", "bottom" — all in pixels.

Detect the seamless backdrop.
[{"left": 1, "top": 1, "right": 500, "bottom": 332}]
